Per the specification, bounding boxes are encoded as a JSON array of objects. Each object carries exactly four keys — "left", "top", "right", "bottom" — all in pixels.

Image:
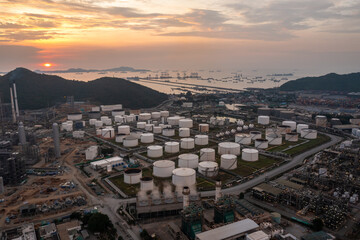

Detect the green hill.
[
  {"left": 280, "top": 72, "right": 360, "bottom": 92},
  {"left": 0, "top": 68, "right": 167, "bottom": 109}
]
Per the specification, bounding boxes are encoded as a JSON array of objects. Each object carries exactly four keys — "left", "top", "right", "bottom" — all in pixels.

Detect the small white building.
[
  {"left": 85, "top": 146, "right": 98, "bottom": 160},
  {"left": 90, "top": 156, "right": 123, "bottom": 170}
]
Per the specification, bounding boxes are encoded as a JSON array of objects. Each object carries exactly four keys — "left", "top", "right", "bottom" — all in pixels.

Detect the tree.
[
  {"left": 88, "top": 213, "right": 113, "bottom": 233},
  {"left": 311, "top": 218, "right": 324, "bottom": 231}
]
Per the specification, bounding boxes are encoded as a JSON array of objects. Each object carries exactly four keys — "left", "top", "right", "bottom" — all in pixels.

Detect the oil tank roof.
[
  {"left": 153, "top": 160, "right": 174, "bottom": 167},
  {"left": 172, "top": 168, "right": 195, "bottom": 176}
]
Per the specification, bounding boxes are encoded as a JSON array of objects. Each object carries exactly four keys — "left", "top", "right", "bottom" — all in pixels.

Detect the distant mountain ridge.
[
  {"left": 280, "top": 72, "right": 360, "bottom": 92},
  {"left": 35, "top": 66, "right": 149, "bottom": 73},
  {"left": 0, "top": 68, "right": 167, "bottom": 110}
]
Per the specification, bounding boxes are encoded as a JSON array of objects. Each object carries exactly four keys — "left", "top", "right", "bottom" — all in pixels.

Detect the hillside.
[
  {"left": 280, "top": 72, "right": 360, "bottom": 92},
  {"left": 0, "top": 68, "right": 167, "bottom": 110}
]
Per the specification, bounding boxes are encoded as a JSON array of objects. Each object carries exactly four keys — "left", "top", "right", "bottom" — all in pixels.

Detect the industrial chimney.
[
  {"left": 9, "top": 83, "right": 16, "bottom": 123},
  {"left": 182, "top": 186, "right": 190, "bottom": 209},
  {"left": 215, "top": 179, "right": 222, "bottom": 202},
  {"left": 13, "top": 81, "right": 20, "bottom": 118},
  {"left": 52, "top": 123, "right": 61, "bottom": 158},
  {"left": 18, "top": 122, "right": 26, "bottom": 145}
]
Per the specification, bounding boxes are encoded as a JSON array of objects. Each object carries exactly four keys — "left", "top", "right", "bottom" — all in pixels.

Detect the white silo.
[
  {"left": 198, "top": 161, "right": 219, "bottom": 177},
  {"left": 172, "top": 168, "right": 196, "bottom": 187},
  {"left": 301, "top": 129, "right": 318, "bottom": 139},
  {"left": 139, "top": 113, "right": 151, "bottom": 121},
  {"left": 123, "top": 136, "right": 138, "bottom": 147},
  {"left": 95, "top": 120, "right": 103, "bottom": 128},
  {"left": 218, "top": 142, "right": 241, "bottom": 155},
  {"left": 145, "top": 124, "right": 154, "bottom": 132},
  {"left": 243, "top": 125, "right": 249, "bottom": 130},
  {"left": 199, "top": 124, "right": 209, "bottom": 133},
  {"left": 151, "top": 112, "right": 161, "bottom": 119},
  {"left": 258, "top": 116, "right": 270, "bottom": 125},
  {"left": 297, "top": 124, "right": 309, "bottom": 133},
  {"left": 101, "top": 127, "right": 115, "bottom": 139},
  {"left": 160, "top": 111, "right": 170, "bottom": 117},
  {"left": 266, "top": 133, "right": 283, "bottom": 145},
  {"left": 118, "top": 125, "right": 130, "bottom": 135},
  {"left": 235, "top": 134, "right": 252, "bottom": 145},
  {"left": 181, "top": 138, "right": 195, "bottom": 149},
  {"left": 250, "top": 131, "right": 262, "bottom": 140},
  {"left": 137, "top": 122, "right": 146, "bottom": 129},
  {"left": 282, "top": 121, "right": 297, "bottom": 131},
  {"left": 162, "top": 128, "right": 175, "bottom": 137},
  {"left": 141, "top": 133, "right": 154, "bottom": 143},
  {"left": 112, "top": 110, "right": 125, "bottom": 117},
  {"left": 237, "top": 127, "right": 243, "bottom": 132},
  {"left": 96, "top": 128, "right": 102, "bottom": 136},
  {"left": 164, "top": 142, "right": 180, "bottom": 153},
  {"left": 285, "top": 132, "right": 299, "bottom": 142},
  {"left": 220, "top": 154, "right": 237, "bottom": 169},
  {"left": 315, "top": 115, "right": 327, "bottom": 127},
  {"left": 153, "top": 160, "right": 175, "bottom": 178},
  {"left": 178, "top": 154, "right": 199, "bottom": 169},
  {"left": 103, "top": 118, "right": 112, "bottom": 126},
  {"left": 167, "top": 116, "right": 181, "bottom": 126},
  {"left": 153, "top": 126, "right": 162, "bottom": 134},
  {"left": 277, "top": 125, "right": 292, "bottom": 135},
  {"left": 249, "top": 124, "right": 254, "bottom": 129},
  {"left": 255, "top": 139, "right": 269, "bottom": 149},
  {"left": 89, "top": 119, "right": 97, "bottom": 126},
  {"left": 237, "top": 120, "right": 244, "bottom": 126},
  {"left": 200, "top": 148, "right": 216, "bottom": 161},
  {"left": 179, "top": 119, "right": 193, "bottom": 128},
  {"left": 115, "top": 134, "right": 127, "bottom": 143},
  {"left": 125, "top": 115, "right": 135, "bottom": 122},
  {"left": 114, "top": 116, "right": 125, "bottom": 124},
  {"left": 242, "top": 149, "right": 259, "bottom": 161},
  {"left": 195, "top": 135, "right": 209, "bottom": 146},
  {"left": 147, "top": 145, "right": 163, "bottom": 158},
  {"left": 124, "top": 169, "right": 142, "bottom": 184},
  {"left": 179, "top": 128, "right": 190, "bottom": 137},
  {"left": 130, "top": 131, "right": 142, "bottom": 139},
  {"left": 67, "top": 113, "right": 82, "bottom": 121},
  {"left": 140, "top": 177, "right": 154, "bottom": 191}
]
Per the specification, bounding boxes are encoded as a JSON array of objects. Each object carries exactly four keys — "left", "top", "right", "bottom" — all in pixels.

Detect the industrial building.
[
  {"left": 0, "top": 152, "right": 26, "bottom": 185},
  {"left": 90, "top": 156, "right": 123, "bottom": 170}
]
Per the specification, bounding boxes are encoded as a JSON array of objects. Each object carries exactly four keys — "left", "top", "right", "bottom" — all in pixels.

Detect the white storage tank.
[
  {"left": 285, "top": 132, "right": 299, "bottom": 142},
  {"left": 167, "top": 116, "right": 181, "bottom": 126},
  {"left": 151, "top": 112, "right": 161, "bottom": 119},
  {"left": 95, "top": 120, "right": 103, "bottom": 128},
  {"left": 301, "top": 129, "right": 318, "bottom": 139},
  {"left": 297, "top": 124, "right": 309, "bottom": 133},
  {"left": 179, "top": 119, "right": 193, "bottom": 128},
  {"left": 145, "top": 124, "right": 154, "bottom": 132},
  {"left": 258, "top": 116, "right": 270, "bottom": 125},
  {"left": 123, "top": 136, "right": 138, "bottom": 147},
  {"left": 115, "top": 134, "right": 127, "bottom": 143},
  {"left": 96, "top": 128, "right": 102, "bottom": 136},
  {"left": 137, "top": 122, "right": 146, "bottom": 129},
  {"left": 250, "top": 131, "right": 262, "bottom": 140},
  {"left": 218, "top": 142, "right": 241, "bottom": 155},
  {"left": 235, "top": 134, "right": 252, "bottom": 145},
  {"left": 140, "top": 177, "right": 154, "bottom": 191},
  {"left": 125, "top": 115, "right": 135, "bottom": 122},
  {"left": 277, "top": 125, "right": 292, "bottom": 135},
  {"left": 130, "top": 131, "right": 142, "bottom": 139},
  {"left": 199, "top": 124, "right": 209, "bottom": 133},
  {"left": 101, "top": 127, "right": 115, "bottom": 139},
  {"left": 178, "top": 154, "right": 199, "bottom": 169},
  {"left": 242, "top": 149, "right": 259, "bottom": 162},
  {"left": 160, "top": 111, "right": 170, "bottom": 117},
  {"left": 141, "top": 133, "right": 154, "bottom": 143},
  {"left": 114, "top": 116, "right": 125, "bottom": 124},
  {"left": 153, "top": 160, "right": 175, "bottom": 178},
  {"left": 118, "top": 125, "right": 130, "bottom": 135},
  {"left": 172, "top": 168, "right": 196, "bottom": 187},
  {"left": 112, "top": 110, "right": 125, "bottom": 117},
  {"left": 181, "top": 138, "right": 195, "bottom": 149},
  {"left": 89, "top": 119, "right": 97, "bottom": 126},
  {"left": 220, "top": 154, "right": 237, "bottom": 170},
  {"left": 195, "top": 135, "right": 209, "bottom": 146},
  {"left": 67, "top": 113, "right": 82, "bottom": 121},
  {"left": 255, "top": 139, "right": 269, "bottom": 149},
  {"left": 265, "top": 128, "right": 280, "bottom": 135},
  {"left": 315, "top": 115, "right": 327, "bottom": 127},
  {"left": 266, "top": 133, "right": 283, "bottom": 145},
  {"left": 179, "top": 128, "right": 190, "bottom": 137},
  {"left": 139, "top": 113, "right": 151, "bottom": 121},
  {"left": 124, "top": 169, "right": 142, "bottom": 184},
  {"left": 200, "top": 148, "right": 216, "bottom": 161},
  {"left": 164, "top": 142, "right": 180, "bottom": 153},
  {"left": 147, "top": 145, "right": 163, "bottom": 158},
  {"left": 153, "top": 126, "right": 162, "bottom": 134},
  {"left": 198, "top": 161, "right": 219, "bottom": 177},
  {"left": 282, "top": 121, "right": 297, "bottom": 131},
  {"left": 162, "top": 128, "right": 175, "bottom": 137},
  {"left": 103, "top": 118, "right": 112, "bottom": 126}
]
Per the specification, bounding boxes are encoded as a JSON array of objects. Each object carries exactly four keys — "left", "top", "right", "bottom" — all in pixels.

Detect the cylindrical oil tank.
[
  {"left": 153, "top": 160, "right": 175, "bottom": 178},
  {"left": 118, "top": 125, "right": 130, "bottom": 135},
  {"left": 301, "top": 129, "right": 317, "bottom": 139},
  {"left": 265, "top": 128, "right": 280, "bottom": 135},
  {"left": 167, "top": 116, "right": 181, "bottom": 126},
  {"left": 172, "top": 168, "right": 196, "bottom": 187},
  {"left": 95, "top": 120, "right": 103, "bottom": 128},
  {"left": 139, "top": 113, "right": 151, "bottom": 121},
  {"left": 140, "top": 177, "right": 154, "bottom": 191},
  {"left": 258, "top": 116, "right": 270, "bottom": 125},
  {"left": 130, "top": 131, "right": 142, "bottom": 139},
  {"left": 147, "top": 145, "right": 163, "bottom": 158},
  {"left": 277, "top": 125, "right": 292, "bottom": 135},
  {"left": 179, "top": 119, "right": 193, "bottom": 128},
  {"left": 235, "top": 134, "right": 252, "bottom": 145},
  {"left": 200, "top": 148, "right": 216, "bottom": 161},
  {"left": 101, "top": 127, "right": 115, "bottom": 139},
  {"left": 220, "top": 154, "right": 237, "bottom": 170},
  {"left": 160, "top": 111, "right": 170, "bottom": 117},
  {"left": 255, "top": 139, "right": 269, "bottom": 149},
  {"left": 198, "top": 161, "right": 218, "bottom": 177},
  {"left": 164, "top": 142, "right": 180, "bottom": 153},
  {"left": 112, "top": 110, "right": 125, "bottom": 117},
  {"left": 195, "top": 135, "right": 209, "bottom": 146},
  {"left": 89, "top": 119, "right": 97, "bottom": 126},
  {"left": 145, "top": 124, "right": 154, "bottom": 132},
  {"left": 218, "top": 142, "right": 241, "bottom": 155},
  {"left": 102, "top": 118, "right": 112, "bottom": 126},
  {"left": 315, "top": 115, "right": 327, "bottom": 127},
  {"left": 125, "top": 115, "right": 135, "bottom": 122},
  {"left": 178, "top": 154, "right": 199, "bottom": 169},
  {"left": 141, "top": 133, "right": 154, "bottom": 143},
  {"left": 115, "top": 134, "right": 127, "bottom": 143},
  {"left": 137, "top": 122, "right": 146, "bottom": 129},
  {"left": 199, "top": 124, "right": 209, "bottom": 133},
  {"left": 162, "top": 128, "right": 175, "bottom": 137},
  {"left": 282, "top": 121, "right": 297, "bottom": 131},
  {"left": 297, "top": 124, "right": 309, "bottom": 133},
  {"left": 67, "top": 113, "right": 82, "bottom": 121},
  {"left": 114, "top": 116, "right": 125, "bottom": 124},
  {"left": 250, "top": 131, "right": 262, "bottom": 140},
  {"left": 242, "top": 149, "right": 259, "bottom": 161},
  {"left": 180, "top": 138, "right": 195, "bottom": 149},
  {"left": 96, "top": 128, "right": 102, "bottom": 136},
  {"left": 266, "top": 133, "right": 283, "bottom": 145},
  {"left": 285, "top": 132, "right": 299, "bottom": 142},
  {"left": 124, "top": 169, "right": 142, "bottom": 184},
  {"left": 179, "top": 128, "right": 190, "bottom": 137},
  {"left": 151, "top": 112, "right": 161, "bottom": 119},
  {"left": 153, "top": 126, "right": 162, "bottom": 134},
  {"left": 123, "top": 136, "right": 138, "bottom": 147}
]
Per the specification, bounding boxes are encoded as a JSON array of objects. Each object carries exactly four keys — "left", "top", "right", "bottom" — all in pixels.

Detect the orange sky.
[{"left": 0, "top": 0, "right": 360, "bottom": 74}]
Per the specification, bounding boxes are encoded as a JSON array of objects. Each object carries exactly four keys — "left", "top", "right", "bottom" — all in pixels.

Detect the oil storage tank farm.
[
  {"left": 250, "top": 131, "right": 262, "bottom": 140},
  {"left": 153, "top": 126, "right": 162, "bottom": 134},
  {"left": 301, "top": 129, "right": 318, "bottom": 139},
  {"left": 218, "top": 142, "right": 241, "bottom": 155},
  {"left": 266, "top": 133, "right": 282, "bottom": 145},
  {"left": 285, "top": 132, "right": 299, "bottom": 142},
  {"left": 178, "top": 154, "right": 199, "bottom": 169},
  {"left": 123, "top": 136, "right": 139, "bottom": 147},
  {"left": 139, "top": 113, "right": 151, "bottom": 121},
  {"left": 164, "top": 142, "right": 180, "bottom": 153},
  {"left": 282, "top": 121, "right": 297, "bottom": 131},
  {"left": 242, "top": 149, "right": 259, "bottom": 161},
  {"left": 195, "top": 135, "right": 209, "bottom": 146},
  {"left": 255, "top": 139, "right": 269, "bottom": 149},
  {"left": 172, "top": 168, "right": 196, "bottom": 187},
  {"left": 179, "top": 119, "right": 193, "bottom": 128},
  {"left": 235, "top": 134, "right": 252, "bottom": 145},
  {"left": 220, "top": 154, "right": 237, "bottom": 169},
  {"left": 297, "top": 124, "right": 309, "bottom": 133},
  {"left": 179, "top": 128, "right": 191, "bottom": 137},
  {"left": 140, "top": 177, "right": 154, "bottom": 191},
  {"left": 258, "top": 116, "right": 270, "bottom": 125},
  {"left": 153, "top": 160, "right": 175, "bottom": 178},
  {"left": 181, "top": 138, "right": 195, "bottom": 149},
  {"left": 124, "top": 169, "right": 142, "bottom": 184},
  {"left": 200, "top": 148, "right": 216, "bottom": 161},
  {"left": 147, "top": 145, "right": 163, "bottom": 158},
  {"left": 118, "top": 125, "right": 130, "bottom": 135},
  {"left": 198, "top": 161, "right": 219, "bottom": 177},
  {"left": 141, "top": 133, "right": 154, "bottom": 143}
]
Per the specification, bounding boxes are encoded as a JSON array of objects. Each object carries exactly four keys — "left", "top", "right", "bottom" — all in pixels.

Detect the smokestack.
[
  {"left": 182, "top": 186, "right": 190, "bottom": 209},
  {"left": 13, "top": 82, "right": 20, "bottom": 118},
  {"left": 9, "top": 85, "right": 16, "bottom": 123},
  {"left": 215, "top": 179, "right": 222, "bottom": 202},
  {"left": 52, "top": 123, "right": 61, "bottom": 158},
  {"left": 18, "top": 122, "right": 26, "bottom": 145}
]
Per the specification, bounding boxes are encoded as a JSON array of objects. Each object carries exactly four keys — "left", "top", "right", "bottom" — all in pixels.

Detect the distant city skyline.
[{"left": 0, "top": 0, "right": 359, "bottom": 74}]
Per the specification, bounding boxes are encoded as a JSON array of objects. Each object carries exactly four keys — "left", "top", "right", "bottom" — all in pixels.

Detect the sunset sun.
[{"left": 43, "top": 63, "right": 52, "bottom": 67}]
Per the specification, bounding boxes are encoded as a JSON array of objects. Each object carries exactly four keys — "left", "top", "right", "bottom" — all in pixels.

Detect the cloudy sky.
[{"left": 0, "top": 0, "right": 359, "bottom": 74}]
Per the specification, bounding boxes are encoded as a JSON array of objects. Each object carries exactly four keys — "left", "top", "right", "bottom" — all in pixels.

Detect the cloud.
[
  {"left": 0, "top": 30, "right": 55, "bottom": 41},
  {"left": 0, "top": 45, "right": 41, "bottom": 71}
]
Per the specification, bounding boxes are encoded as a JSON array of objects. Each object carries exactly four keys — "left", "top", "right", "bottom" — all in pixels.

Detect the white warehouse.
[{"left": 90, "top": 156, "right": 123, "bottom": 170}]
